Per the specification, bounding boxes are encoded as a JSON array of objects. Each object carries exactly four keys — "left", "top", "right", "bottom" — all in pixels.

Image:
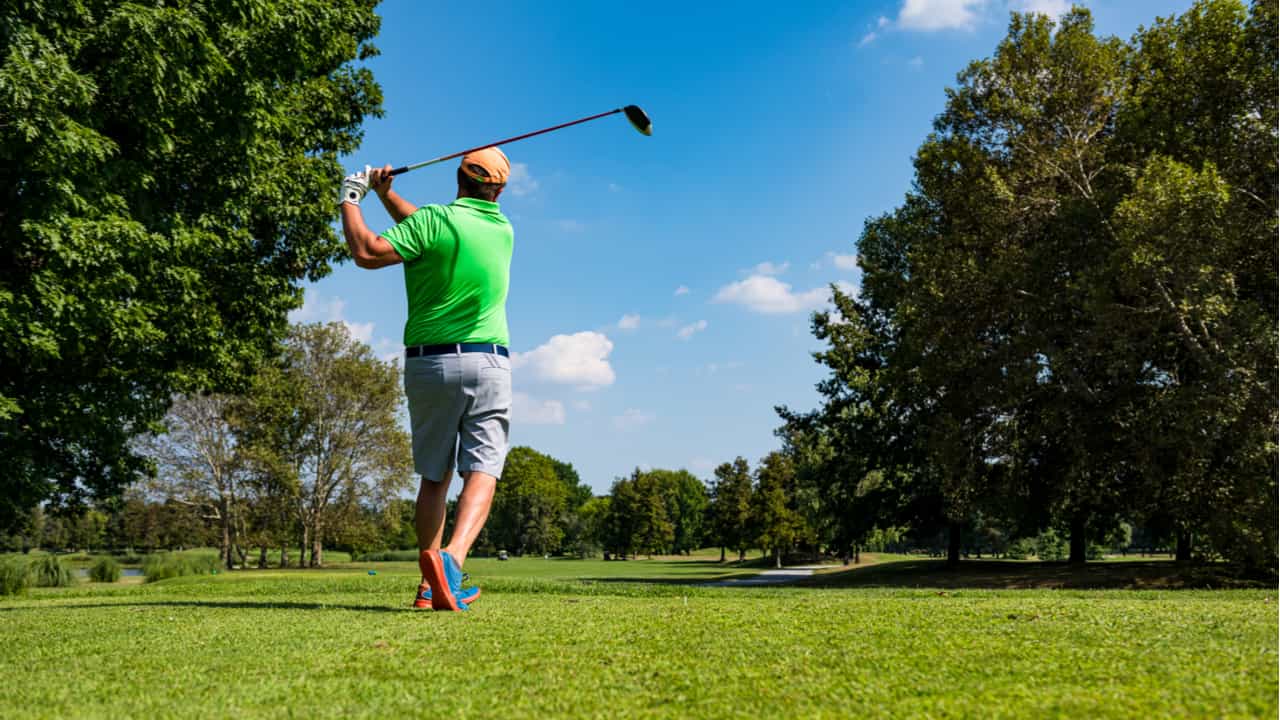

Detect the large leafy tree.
[
  {"left": 489, "top": 446, "right": 569, "bottom": 556},
  {"left": 236, "top": 323, "right": 412, "bottom": 567},
  {"left": 785, "top": 0, "right": 1276, "bottom": 570},
  {"left": 0, "top": 0, "right": 383, "bottom": 528},
  {"left": 708, "top": 458, "right": 755, "bottom": 561}
]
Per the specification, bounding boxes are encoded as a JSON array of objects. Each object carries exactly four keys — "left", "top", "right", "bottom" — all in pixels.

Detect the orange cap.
[{"left": 460, "top": 146, "right": 510, "bottom": 184}]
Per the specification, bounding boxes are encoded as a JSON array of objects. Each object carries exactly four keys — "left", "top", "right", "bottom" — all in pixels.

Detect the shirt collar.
[{"left": 452, "top": 197, "right": 501, "bottom": 214}]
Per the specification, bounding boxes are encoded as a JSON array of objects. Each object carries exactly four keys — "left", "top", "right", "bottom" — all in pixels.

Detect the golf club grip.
[{"left": 388, "top": 166, "right": 410, "bottom": 176}]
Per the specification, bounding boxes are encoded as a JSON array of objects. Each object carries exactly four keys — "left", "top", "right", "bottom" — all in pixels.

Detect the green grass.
[{"left": 0, "top": 558, "right": 1273, "bottom": 719}]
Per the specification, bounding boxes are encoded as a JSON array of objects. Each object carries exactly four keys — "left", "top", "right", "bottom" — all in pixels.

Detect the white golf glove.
[{"left": 340, "top": 165, "right": 371, "bottom": 205}]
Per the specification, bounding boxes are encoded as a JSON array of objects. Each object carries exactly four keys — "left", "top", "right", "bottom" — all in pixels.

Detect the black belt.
[{"left": 405, "top": 343, "right": 509, "bottom": 358}]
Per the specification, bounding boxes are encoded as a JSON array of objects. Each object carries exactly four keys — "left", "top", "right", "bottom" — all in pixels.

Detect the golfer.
[{"left": 338, "top": 148, "right": 514, "bottom": 611}]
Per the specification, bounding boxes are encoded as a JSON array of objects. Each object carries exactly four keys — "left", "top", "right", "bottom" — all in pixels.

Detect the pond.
[{"left": 74, "top": 568, "right": 144, "bottom": 577}]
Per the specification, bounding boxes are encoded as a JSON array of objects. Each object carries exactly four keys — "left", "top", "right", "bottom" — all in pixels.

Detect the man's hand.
[
  {"left": 340, "top": 165, "right": 371, "bottom": 205},
  {"left": 369, "top": 164, "right": 395, "bottom": 198}
]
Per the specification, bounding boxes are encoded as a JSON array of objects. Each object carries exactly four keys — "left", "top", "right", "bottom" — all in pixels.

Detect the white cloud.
[
  {"left": 572, "top": 399, "right": 592, "bottom": 411},
  {"left": 897, "top": 0, "right": 986, "bottom": 31},
  {"left": 373, "top": 337, "right": 404, "bottom": 365},
  {"left": 512, "top": 331, "right": 615, "bottom": 390},
  {"left": 908, "top": 56, "right": 925, "bottom": 68},
  {"left": 858, "top": 31, "right": 878, "bottom": 47},
  {"left": 878, "top": 15, "right": 891, "bottom": 27},
  {"left": 1010, "top": 0, "right": 1071, "bottom": 17},
  {"left": 676, "top": 320, "right": 708, "bottom": 340},
  {"left": 507, "top": 163, "right": 538, "bottom": 197},
  {"left": 512, "top": 392, "right": 565, "bottom": 425},
  {"left": 289, "top": 290, "right": 374, "bottom": 344},
  {"left": 712, "top": 275, "right": 831, "bottom": 315},
  {"left": 751, "top": 261, "right": 790, "bottom": 276},
  {"left": 607, "top": 182, "right": 622, "bottom": 192},
  {"left": 830, "top": 253, "right": 859, "bottom": 270},
  {"left": 617, "top": 314, "right": 640, "bottom": 330},
  {"left": 674, "top": 285, "right": 690, "bottom": 296},
  {"left": 613, "top": 409, "right": 655, "bottom": 431},
  {"left": 557, "top": 219, "right": 585, "bottom": 233}
]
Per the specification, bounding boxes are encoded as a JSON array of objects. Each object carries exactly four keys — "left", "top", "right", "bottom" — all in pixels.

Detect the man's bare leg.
[
  {"left": 443, "top": 471, "right": 497, "bottom": 568},
  {"left": 415, "top": 474, "right": 451, "bottom": 553}
]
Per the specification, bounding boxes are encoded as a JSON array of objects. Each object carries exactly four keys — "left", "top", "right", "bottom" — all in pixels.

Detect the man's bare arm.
[
  {"left": 341, "top": 203, "right": 403, "bottom": 269},
  {"left": 369, "top": 164, "right": 417, "bottom": 223}
]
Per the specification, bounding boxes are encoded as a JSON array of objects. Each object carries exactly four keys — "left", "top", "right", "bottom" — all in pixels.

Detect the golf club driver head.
[{"left": 624, "top": 105, "right": 653, "bottom": 136}]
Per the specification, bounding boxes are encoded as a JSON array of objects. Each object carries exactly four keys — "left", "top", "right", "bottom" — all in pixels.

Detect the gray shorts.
[{"left": 403, "top": 351, "right": 511, "bottom": 482}]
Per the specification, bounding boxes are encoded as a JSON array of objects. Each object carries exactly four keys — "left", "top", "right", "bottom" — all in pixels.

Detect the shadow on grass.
[
  {"left": 0, "top": 600, "right": 409, "bottom": 614},
  {"left": 794, "top": 559, "right": 1275, "bottom": 590}
]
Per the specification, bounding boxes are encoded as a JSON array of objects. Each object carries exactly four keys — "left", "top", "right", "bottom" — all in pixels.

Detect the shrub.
[
  {"left": 355, "top": 549, "right": 419, "bottom": 562},
  {"left": 29, "top": 555, "right": 75, "bottom": 587},
  {"left": 1005, "top": 538, "right": 1036, "bottom": 560},
  {"left": 143, "top": 552, "right": 221, "bottom": 582},
  {"left": 89, "top": 557, "right": 122, "bottom": 583},
  {"left": 1035, "top": 529, "right": 1068, "bottom": 562},
  {"left": 0, "top": 557, "right": 30, "bottom": 596}
]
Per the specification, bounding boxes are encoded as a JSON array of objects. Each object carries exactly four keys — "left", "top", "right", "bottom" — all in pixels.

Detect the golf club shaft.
[{"left": 389, "top": 108, "right": 623, "bottom": 176}]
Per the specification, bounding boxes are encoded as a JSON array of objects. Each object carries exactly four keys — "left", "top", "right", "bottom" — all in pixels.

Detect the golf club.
[{"left": 387, "top": 105, "right": 652, "bottom": 178}]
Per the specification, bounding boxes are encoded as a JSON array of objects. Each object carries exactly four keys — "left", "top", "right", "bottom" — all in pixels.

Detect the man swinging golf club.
[{"left": 338, "top": 148, "right": 513, "bottom": 612}]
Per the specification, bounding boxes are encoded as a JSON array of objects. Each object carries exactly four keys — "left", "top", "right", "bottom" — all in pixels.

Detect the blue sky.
[{"left": 297, "top": 0, "right": 1194, "bottom": 493}]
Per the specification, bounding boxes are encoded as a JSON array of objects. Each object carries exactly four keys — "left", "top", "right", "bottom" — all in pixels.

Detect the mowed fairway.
[{"left": 1, "top": 557, "right": 1275, "bottom": 719}]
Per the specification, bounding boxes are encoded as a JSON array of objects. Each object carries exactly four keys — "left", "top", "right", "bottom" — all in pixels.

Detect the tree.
[
  {"left": 0, "top": 0, "right": 384, "bottom": 531},
  {"left": 784, "top": 1, "right": 1276, "bottom": 573},
  {"left": 754, "top": 452, "right": 806, "bottom": 568},
  {"left": 646, "top": 469, "right": 707, "bottom": 555},
  {"left": 239, "top": 323, "right": 413, "bottom": 567},
  {"left": 489, "top": 447, "right": 569, "bottom": 556},
  {"left": 709, "top": 458, "right": 755, "bottom": 562},
  {"left": 141, "top": 394, "right": 247, "bottom": 569}
]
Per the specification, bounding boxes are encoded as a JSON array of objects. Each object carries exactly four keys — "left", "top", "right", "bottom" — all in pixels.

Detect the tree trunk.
[
  {"left": 1068, "top": 514, "right": 1088, "bottom": 565},
  {"left": 946, "top": 522, "right": 962, "bottom": 567},
  {"left": 719, "top": 546, "right": 725, "bottom": 563},
  {"left": 774, "top": 547, "right": 782, "bottom": 569},
  {"left": 1175, "top": 531, "right": 1193, "bottom": 565},
  {"left": 311, "top": 521, "right": 323, "bottom": 568},
  {"left": 854, "top": 544, "right": 860, "bottom": 565},
  {"left": 220, "top": 507, "right": 232, "bottom": 570},
  {"left": 737, "top": 548, "right": 745, "bottom": 562},
  {"left": 300, "top": 525, "right": 310, "bottom": 568},
  {"left": 258, "top": 547, "right": 268, "bottom": 569},
  {"left": 279, "top": 545, "right": 289, "bottom": 569}
]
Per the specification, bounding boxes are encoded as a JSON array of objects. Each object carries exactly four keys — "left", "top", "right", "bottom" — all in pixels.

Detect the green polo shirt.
[{"left": 380, "top": 197, "right": 513, "bottom": 347}]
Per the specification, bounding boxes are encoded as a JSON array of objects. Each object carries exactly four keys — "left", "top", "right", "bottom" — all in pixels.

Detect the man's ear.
[{"left": 493, "top": 185, "right": 505, "bottom": 200}]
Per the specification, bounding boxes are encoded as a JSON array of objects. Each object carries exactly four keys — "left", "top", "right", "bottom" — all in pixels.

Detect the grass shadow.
[
  {"left": 0, "top": 600, "right": 409, "bottom": 614},
  {"left": 795, "top": 559, "right": 1276, "bottom": 590}
]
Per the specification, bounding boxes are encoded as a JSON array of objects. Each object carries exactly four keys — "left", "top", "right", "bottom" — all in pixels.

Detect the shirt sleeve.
[{"left": 380, "top": 206, "right": 441, "bottom": 263}]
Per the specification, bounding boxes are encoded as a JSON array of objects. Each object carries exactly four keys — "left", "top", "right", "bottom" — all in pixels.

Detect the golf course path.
[{"left": 701, "top": 564, "right": 828, "bottom": 587}]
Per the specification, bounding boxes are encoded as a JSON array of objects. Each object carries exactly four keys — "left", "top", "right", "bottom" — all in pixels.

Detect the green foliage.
[
  {"left": 781, "top": 0, "right": 1277, "bottom": 570},
  {"left": 754, "top": 452, "right": 807, "bottom": 567},
  {"left": 29, "top": 555, "right": 75, "bottom": 587},
  {"left": 88, "top": 556, "right": 121, "bottom": 583},
  {"left": 489, "top": 447, "right": 568, "bottom": 556},
  {"left": 0, "top": 0, "right": 384, "bottom": 530},
  {"left": 0, "top": 557, "right": 30, "bottom": 596},
  {"left": 1006, "top": 538, "right": 1037, "bottom": 560},
  {"left": 356, "top": 550, "right": 420, "bottom": 562},
  {"left": 708, "top": 458, "right": 755, "bottom": 559},
  {"left": 1035, "top": 530, "right": 1068, "bottom": 562},
  {"left": 234, "top": 323, "right": 413, "bottom": 567},
  {"left": 142, "top": 551, "right": 220, "bottom": 582}
]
